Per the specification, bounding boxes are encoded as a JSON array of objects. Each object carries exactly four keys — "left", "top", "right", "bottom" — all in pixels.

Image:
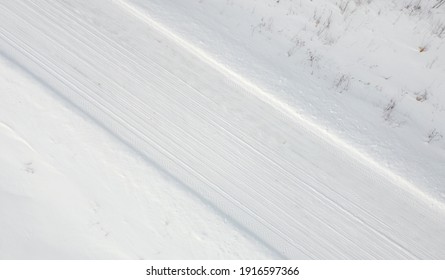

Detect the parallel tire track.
[{"left": 1, "top": 0, "right": 444, "bottom": 258}]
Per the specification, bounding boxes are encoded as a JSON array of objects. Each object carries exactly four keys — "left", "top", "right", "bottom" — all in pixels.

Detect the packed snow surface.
[{"left": 1, "top": 0, "right": 444, "bottom": 259}]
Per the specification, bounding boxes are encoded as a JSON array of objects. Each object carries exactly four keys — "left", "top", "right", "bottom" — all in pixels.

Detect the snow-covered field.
[{"left": 1, "top": 0, "right": 444, "bottom": 259}]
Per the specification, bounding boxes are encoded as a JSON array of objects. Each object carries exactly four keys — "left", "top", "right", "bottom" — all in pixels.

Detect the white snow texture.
[{"left": 1, "top": 0, "right": 444, "bottom": 259}]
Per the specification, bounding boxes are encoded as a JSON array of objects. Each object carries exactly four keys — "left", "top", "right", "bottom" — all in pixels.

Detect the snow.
[
  {"left": 126, "top": 0, "right": 445, "bottom": 202},
  {"left": 0, "top": 54, "right": 274, "bottom": 259},
  {"left": 1, "top": 0, "right": 445, "bottom": 259}
]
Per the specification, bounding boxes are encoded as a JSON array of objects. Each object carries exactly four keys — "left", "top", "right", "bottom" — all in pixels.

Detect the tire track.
[
  {"left": 1, "top": 0, "right": 444, "bottom": 258},
  {"left": 114, "top": 0, "right": 445, "bottom": 212},
  {"left": 32, "top": 1, "right": 419, "bottom": 258}
]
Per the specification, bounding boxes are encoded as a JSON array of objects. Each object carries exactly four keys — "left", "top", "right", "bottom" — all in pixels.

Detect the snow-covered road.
[{"left": 1, "top": 0, "right": 444, "bottom": 258}]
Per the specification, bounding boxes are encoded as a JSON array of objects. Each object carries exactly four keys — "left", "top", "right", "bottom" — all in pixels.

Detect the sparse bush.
[
  {"left": 250, "top": 17, "right": 274, "bottom": 36},
  {"left": 318, "top": 12, "right": 332, "bottom": 36},
  {"left": 306, "top": 50, "right": 320, "bottom": 74},
  {"left": 313, "top": 9, "right": 332, "bottom": 37},
  {"left": 404, "top": 0, "right": 423, "bottom": 16},
  {"left": 338, "top": 0, "right": 351, "bottom": 14},
  {"left": 287, "top": 37, "right": 305, "bottom": 57},
  {"left": 427, "top": 129, "right": 443, "bottom": 143},
  {"left": 433, "top": 0, "right": 445, "bottom": 9},
  {"left": 426, "top": 56, "right": 438, "bottom": 69},
  {"left": 383, "top": 99, "right": 396, "bottom": 120},
  {"left": 334, "top": 74, "right": 351, "bottom": 93},
  {"left": 419, "top": 45, "right": 427, "bottom": 52},
  {"left": 432, "top": 21, "right": 445, "bottom": 38},
  {"left": 415, "top": 90, "right": 428, "bottom": 102}
]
